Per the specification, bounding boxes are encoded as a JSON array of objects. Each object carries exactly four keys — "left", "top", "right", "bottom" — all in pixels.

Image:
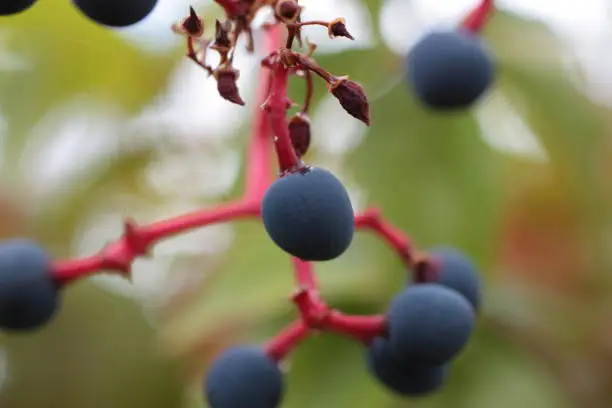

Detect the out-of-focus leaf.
[
  {"left": 349, "top": 83, "right": 503, "bottom": 273},
  {"left": 0, "top": 285, "right": 185, "bottom": 408},
  {"left": 30, "top": 148, "right": 156, "bottom": 254},
  {"left": 0, "top": 0, "right": 177, "bottom": 156}
]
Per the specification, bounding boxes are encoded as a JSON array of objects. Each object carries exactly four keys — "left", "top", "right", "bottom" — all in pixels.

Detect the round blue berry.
[
  {"left": 367, "top": 337, "right": 447, "bottom": 396},
  {"left": 261, "top": 167, "right": 354, "bottom": 261},
  {"left": 0, "top": 239, "right": 59, "bottom": 331},
  {"left": 72, "top": 0, "right": 158, "bottom": 27},
  {"left": 0, "top": 0, "right": 37, "bottom": 15},
  {"left": 205, "top": 346, "right": 284, "bottom": 408},
  {"left": 406, "top": 30, "right": 494, "bottom": 109},
  {"left": 430, "top": 247, "right": 481, "bottom": 311},
  {"left": 387, "top": 283, "right": 475, "bottom": 365}
]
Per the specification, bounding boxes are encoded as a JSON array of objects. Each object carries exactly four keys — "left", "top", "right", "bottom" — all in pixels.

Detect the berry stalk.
[
  {"left": 51, "top": 201, "right": 260, "bottom": 284},
  {"left": 461, "top": 0, "right": 495, "bottom": 33},
  {"left": 355, "top": 208, "right": 435, "bottom": 282},
  {"left": 264, "top": 57, "right": 303, "bottom": 174}
]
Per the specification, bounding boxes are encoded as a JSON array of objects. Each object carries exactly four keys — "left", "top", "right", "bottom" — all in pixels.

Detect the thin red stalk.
[
  {"left": 354, "top": 208, "right": 416, "bottom": 265},
  {"left": 51, "top": 200, "right": 259, "bottom": 285},
  {"left": 243, "top": 25, "right": 283, "bottom": 201},
  {"left": 354, "top": 208, "right": 435, "bottom": 282},
  {"left": 325, "top": 312, "right": 386, "bottom": 344},
  {"left": 291, "top": 287, "right": 386, "bottom": 343},
  {"left": 265, "top": 320, "right": 311, "bottom": 361},
  {"left": 291, "top": 257, "right": 317, "bottom": 290},
  {"left": 461, "top": 0, "right": 494, "bottom": 33},
  {"left": 266, "top": 63, "right": 301, "bottom": 173}
]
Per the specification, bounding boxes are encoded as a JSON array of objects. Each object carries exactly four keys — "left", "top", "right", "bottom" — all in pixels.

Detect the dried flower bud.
[
  {"left": 275, "top": 0, "right": 300, "bottom": 23},
  {"left": 213, "top": 19, "right": 232, "bottom": 49},
  {"left": 329, "top": 76, "right": 370, "bottom": 125},
  {"left": 288, "top": 113, "right": 311, "bottom": 157},
  {"left": 215, "top": 68, "right": 245, "bottom": 106},
  {"left": 175, "top": 6, "right": 204, "bottom": 37},
  {"left": 328, "top": 18, "right": 354, "bottom": 40}
]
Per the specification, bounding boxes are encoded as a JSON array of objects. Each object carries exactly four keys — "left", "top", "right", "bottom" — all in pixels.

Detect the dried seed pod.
[
  {"left": 328, "top": 18, "right": 354, "bottom": 40},
  {"left": 288, "top": 113, "right": 311, "bottom": 157},
  {"left": 215, "top": 67, "right": 245, "bottom": 105},
  {"left": 275, "top": 0, "right": 300, "bottom": 23},
  {"left": 173, "top": 6, "right": 204, "bottom": 37},
  {"left": 213, "top": 19, "right": 232, "bottom": 49},
  {"left": 329, "top": 76, "right": 370, "bottom": 125}
]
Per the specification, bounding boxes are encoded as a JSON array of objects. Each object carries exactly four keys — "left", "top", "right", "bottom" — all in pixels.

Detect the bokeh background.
[{"left": 1, "top": 0, "right": 612, "bottom": 407}]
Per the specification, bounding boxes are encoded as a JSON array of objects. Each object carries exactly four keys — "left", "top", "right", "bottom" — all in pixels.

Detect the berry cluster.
[{"left": 0, "top": 0, "right": 495, "bottom": 407}]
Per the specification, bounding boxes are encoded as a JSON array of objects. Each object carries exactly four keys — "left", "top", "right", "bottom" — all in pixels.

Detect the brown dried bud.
[
  {"left": 288, "top": 113, "right": 311, "bottom": 157},
  {"left": 213, "top": 19, "right": 232, "bottom": 49},
  {"left": 181, "top": 6, "right": 204, "bottom": 37},
  {"left": 328, "top": 18, "right": 354, "bottom": 40},
  {"left": 275, "top": 0, "right": 300, "bottom": 23},
  {"left": 214, "top": 68, "right": 245, "bottom": 106},
  {"left": 329, "top": 76, "right": 370, "bottom": 125}
]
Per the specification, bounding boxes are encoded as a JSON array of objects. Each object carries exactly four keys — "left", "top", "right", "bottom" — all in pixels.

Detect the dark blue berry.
[
  {"left": 405, "top": 30, "right": 494, "bottom": 109},
  {"left": 0, "top": 0, "right": 37, "bottom": 15},
  {"left": 0, "top": 239, "right": 59, "bottom": 331},
  {"left": 72, "top": 0, "right": 158, "bottom": 27},
  {"left": 429, "top": 247, "right": 481, "bottom": 311},
  {"left": 205, "top": 346, "right": 284, "bottom": 408},
  {"left": 387, "top": 283, "right": 475, "bottom": 365},
  {"left": 367, "top": 337, "right": 447, "bottom": 396},
  {"left": 261, "top": 167, "right": 354, "bottom": 261}
]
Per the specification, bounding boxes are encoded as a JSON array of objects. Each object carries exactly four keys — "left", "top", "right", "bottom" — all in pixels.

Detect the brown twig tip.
[
  {"left": 328, "top": 18, "right": 354, "bottom": 40},
  {"left": 215, "top": 68, "right": 245, "bottom": 105},
  {"left": 288, "top": 113, "right": 311, "bottom": 157},
  {"left": 183, "top": 6, "right": 205, "bottom": 37},
  {"left": 329, "top": 76, "right": 370, "bottom": 125},
  {"left": 212, "top": 19, "right": 232, "bottom": 49},
  {"left": 275, "top": 0, "right": 301, "bottom": 23}
]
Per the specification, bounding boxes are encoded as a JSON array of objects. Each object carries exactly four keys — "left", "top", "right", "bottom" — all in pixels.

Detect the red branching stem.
[
  {"left": 325, "top": 312, "right": 387, "bottom": 344},
  {"left": 51, "top": 200, "right": 260, "bottom": 285},
  {"left": 265, "top": 320, "right": 311, "bottom": 361},
  {"left": 243, "top": 26, "right": 283, "bottom": 201},
  {"left": 291, "top": 287, "right": 386, "bottom": 344},
  {"left": 354, "top": 208, "right": 435, "bottom": 282},
  {"left": 461, "top": 0, "right": 495, "bottom": 33},
  {"left": 265, "top": 61, "right": 302, "bottom": 173}
]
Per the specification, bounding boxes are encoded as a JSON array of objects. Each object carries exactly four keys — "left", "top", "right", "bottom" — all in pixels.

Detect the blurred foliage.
[{"left": 1, "top": 1, "right": 612, "bottom": 408}]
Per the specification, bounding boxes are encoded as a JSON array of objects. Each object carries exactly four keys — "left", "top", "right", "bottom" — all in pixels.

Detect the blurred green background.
[{"left": 2, "top": 0, "right": 612, "bottom": 407}]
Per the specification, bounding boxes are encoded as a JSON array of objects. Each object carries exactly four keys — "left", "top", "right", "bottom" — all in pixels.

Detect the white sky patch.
[
  {"left": 475, "top": 90, "right": 548, "bottom": 162},
  {"left": 311, "top": 94, "right": 367, "bottom": 155},
  {"left": 299, "top": 0, "right": 375, "bottom": 53},
  {"left": 19, "top": 98, "right": 121, "bottom": 200}
]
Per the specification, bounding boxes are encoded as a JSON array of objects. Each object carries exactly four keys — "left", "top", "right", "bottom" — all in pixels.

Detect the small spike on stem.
[{"left": 461, "top": 0, "right": 495, "bottom": 34}]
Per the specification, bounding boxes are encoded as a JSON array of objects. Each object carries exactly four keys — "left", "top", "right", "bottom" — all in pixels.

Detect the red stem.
[
  {"left": 266, "top": 62, "right": 301, "bottom": 173},
  {"left": 354, "top": 208, "right": 436, "bottom": 282},
  {"left": 461, "top": 0, "right": 495, "bottom": 33},
  {"left": 292, "top": 257, "right": 317, "bottom": 290},
  {"left": 291, "top": 286, "right": 386, "bottom": 344},
  {"left": 265, "top": 320, "right": 310, "bottom": 361},
  {"left": 243, "top": 26, "right": 283, "bottom": 202},
  {"left": 51, "top": 200, "right": 259, "bottom": 285}
]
